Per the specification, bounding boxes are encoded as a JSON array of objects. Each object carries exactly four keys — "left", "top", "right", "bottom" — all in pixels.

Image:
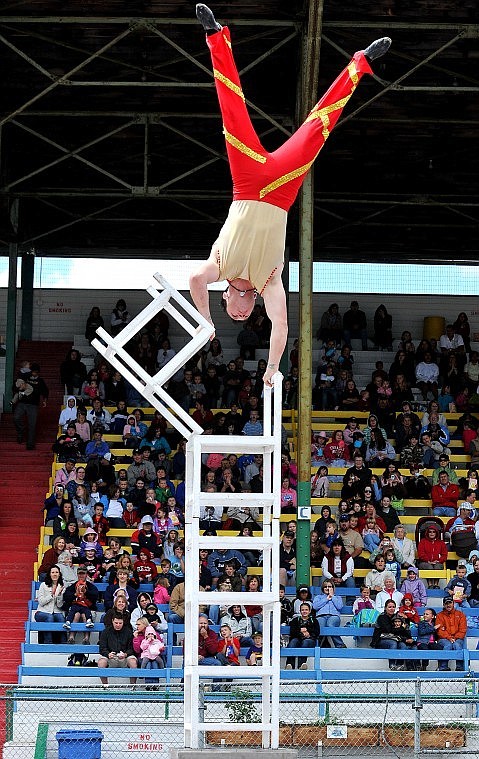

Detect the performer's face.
[{"left": 223, "top": 289, "right": 255, "bottom": 320}]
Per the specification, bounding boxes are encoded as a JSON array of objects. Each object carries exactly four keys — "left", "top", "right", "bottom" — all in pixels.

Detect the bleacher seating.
[{"left": 21, "top": 335, "right": 479, "bottom": 688}]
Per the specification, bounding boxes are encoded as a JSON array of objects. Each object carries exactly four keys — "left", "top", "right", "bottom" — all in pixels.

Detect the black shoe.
[
  {"left": 196, "top": 4, "right": 222, "bottom": 33},
  {"left": 363, "top": 37, "right": 392, "bottom": 62}
]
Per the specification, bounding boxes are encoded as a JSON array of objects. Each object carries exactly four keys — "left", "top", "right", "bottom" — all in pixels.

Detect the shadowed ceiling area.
[{"left": 0, "top": 0, "right": 477, "bottom": 264}]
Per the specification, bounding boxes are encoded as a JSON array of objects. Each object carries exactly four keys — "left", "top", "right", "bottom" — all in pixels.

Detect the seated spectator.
[
  {"left": 399, "top": 564, "right": 427, "bottom": 610},
  {"left": 78, "top": 526, "right": 103, "bottom": 560},
  {"left": 417, "top": 524, "right": 448, "bottom": 589},
  {"left": 444, "top": 562, "right": 472, "bottom": 608},
  {"left": 102, "top": 590, "right": 131, "bottom": 628},
  {"left": 365, "top": 555, "right": 390, "bottom": 596},
  {"left": 139, "top": 625, "right": 166, "bottom": 678},
  {"left": 365, "top": 429, "right": 395, "bottom": 468},
  {"left": 375, "top": 573, "right": 403, "bottom": 614},
  {"left": 320, "top": 538, "right": 355, "bottom": 595},
  {"left": 242, "top": 410, "right": 263, "bottom": 436},
  {"left": 375, "top": 496, "right": 400, "bottom": 534},
  {"left": 436, "top": 597, "right": 467, "bottom": 671},
  {"left": 392, "top": 524, "right": 416, "bottom": 568},
  {"left": 431, "top": 470, "right": 460, "bottom": 517},
  {"left": 246, "top": 631, "right": 263, "bottom": 666},
  {"left": 324, "top": 430, "right": 348, "bottom": 466},
  {"left": 339, "top": 379, "right": 360, "bottom": 411},
  {"left": 131, "top": 515, "right": 163, "bottom": 559},
  {"left": 285, "top": 602, "right": 320, "bottom": 670},
  {"left": 220, "top": 604, "right": 254, "bottom": 648},
  {"left": 127, "top": 449, "right": 156, "bottom": 488},
  {"left": 404, "top": 465, "right": 431, "bottom": 499},
  {"left": 75, "top": 409, "right": 92, "bottom": 445},
  {"left": 415, "top": 352, "right": 439, "bottom": 400},
  {"left": 35, "top": 565, "right": 66, "bottom": 644},
  {"left": 311, "top": 465, "right": 329, "bottom": 498},
  {"left": 51, "top": 500, "right": 76, "bottom": 539},
  {"left": 197, "top": 614, "right": 222, "bottom": 666},
  {"left": 122, "top": 415, "right": 143, "bottom": 448},
  {"left": 62, "top": 565, "right": 98, "bottom": 644},
  {"left": 352, "top": 585, "right": 377, "bottom": 616},
  {"left": 104, "top": 567, "right": 138, "bottom": 612},
  {"left": 279, "top": 530, "right": 296, "bottom": 587},
  {"left": 208, "top": 547, "right": 247, "bottom": 587},
  {"left": 108, "top": 554, "right": 139, "bottom": 588},
  {"left": 72, "top": 484, "right": 95, "bottom": 528},
  {"left": 58, "top": 396, "right": 78, "bottom": 432},
  {"left": 134, "top": 548, "right": 158, "bottom": 583},
  {"left": 317, "top": 303, "right": 342, "bottom": 346},
  {"left": 383, "top": 547, "right": 401, "bottom": 585},
  {"left": 371, "top": 600, "right": 408, "bottom": 670},
  {"left": 98, "top": 613, "right": 138, "bottom": 685},
  {"left": 312, "top": 580, "right": 346, "bottom": 648},
  {"left": 280, "top": 477, "right": 297, "bottom": 514},
  {"left": 60, "top": 350, "right": 88, "bottom": 395},
  {"left": 86, "top": 398, "right": 111, "bottom": 434},
  {"left": 131, "top": 593, "right": 154, "bottom": 627}
]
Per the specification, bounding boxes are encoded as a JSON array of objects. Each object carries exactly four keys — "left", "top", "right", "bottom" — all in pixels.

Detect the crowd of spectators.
[{"left": 30, "top": 303, "right": 479, "bottom": 676}]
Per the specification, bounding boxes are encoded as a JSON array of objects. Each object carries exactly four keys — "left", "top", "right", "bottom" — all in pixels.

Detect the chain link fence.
[{"left": 2, "top": 679, "right": 479, "bottom": 758}]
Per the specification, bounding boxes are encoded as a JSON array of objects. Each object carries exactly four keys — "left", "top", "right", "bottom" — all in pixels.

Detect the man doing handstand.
[{"left": 190, "top": 4, "right": 391, "bottom": 386}]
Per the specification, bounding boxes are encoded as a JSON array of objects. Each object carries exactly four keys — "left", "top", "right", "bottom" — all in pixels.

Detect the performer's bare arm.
[
  {"left": 262, "top": 270, "right": 288, "bottom": 387},
  {"left": 189, "top": 255, "right": 218, "bottom": 337}
]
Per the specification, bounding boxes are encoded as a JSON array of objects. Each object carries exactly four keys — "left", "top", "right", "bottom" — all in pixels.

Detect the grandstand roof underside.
[{"left": 0, "top": 0, "right": 478, "bottom": 264}]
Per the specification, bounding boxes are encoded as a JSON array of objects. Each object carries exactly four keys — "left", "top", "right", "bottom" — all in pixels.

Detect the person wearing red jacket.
[
  {"left": 417, "top": 524, "right": 448, "bottom": 589},
  {"left": 133, "top": 548, "right": 158, "bottom": 583},
  {"left": 431, "top": 471, "right": 460, "bottom": 518},
  {"left": 435, "top": 596, "right": 467, "bottom": 671}
]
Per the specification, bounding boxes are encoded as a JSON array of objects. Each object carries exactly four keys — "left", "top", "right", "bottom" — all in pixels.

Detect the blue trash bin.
[{"left": 56, "top": 729, "right": 104, "bottom": 759}]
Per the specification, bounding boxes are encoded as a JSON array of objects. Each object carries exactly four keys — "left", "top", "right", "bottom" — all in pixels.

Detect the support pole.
[
  {"left": 4, "top": 197, "right": 20, "bottom": 409},
  {"left": 20, "top": 250, "right": 35, "bottom": 340},
  {"left": 296, "top": 0, "right": 325, "bottom": 586}
]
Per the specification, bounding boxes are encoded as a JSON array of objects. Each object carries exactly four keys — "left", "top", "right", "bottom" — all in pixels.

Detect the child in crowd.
[
  {"left": 416, "top": 608, "right": 440, "bottom": 671},
  {"left": 445, "top": 562, "right": 472, "bottom": 607},
  {"left": 362, "top": 517, "right": 383, "bottom": 553},
  {"left": 293, "top": 585, "right": 313, "bottom": 616},
  {"left": 398, "top": 593, "right": 420, "bottom": 625},
  {"left": 320, "top": 521, "right": 339, "bottom": 554},
  {"left": 122, "top": 501, "right": 140, "bottom": 528},
  {"left": 134, "top": 548, "right": 158, "bottom": 583},
  {"left": 140, "top": 625, "right": 165, "bottom": 679},
  {"left": 63, "top": 569, "right": 96, "bottom": 639},
  {"left": 83, "top": 547, "right": 104, "bottom": 582},
  {"left": 384, "top": 547, "right": 401, "bottom": 585},
  {"left": 400, "top": 566, "right": 427, "bottom": 609},
  {"left": 169, "top": 544, "right": 185, "bottom": 579},
  {"left": 153, "top": 576, "right": 171, "bottom": 605},
  {"left": 102, "top": 547, "right": 117, "bottom": 575},
  {"left": 92, "top": 503, "right": 110, "bottom": 545},
  {"left": 218, "top": 623, "right": 241, "bottom": 665},
  {"left": 78, "top": 527, "right": 103, "bottom": 560},
  {"left": 311, "top": 466, "right": 330, "bottom": 498},
  {"left": 352, "top": 585, "right": 376, "bottom": 615},
  {"left": 246, "top": 631, "right": 263, "bottom": 666}
]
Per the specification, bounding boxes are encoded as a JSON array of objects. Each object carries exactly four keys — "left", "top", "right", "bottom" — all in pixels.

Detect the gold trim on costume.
[
  {"left": 213, "top": 68, "right": 245, "bottom": 101},
  {"left": 305, "top": 95, "right": 352, "bottom": 124},
  {"left": 259, "top": 160, "right": 315, "bottom": 198},
  {"left": 223, "top": 34, "right": 232, "bottom": 49},
  {"left": 223, "top": 128, "right": 267, "bottom": 163},
  {"left": 348, "top": 61, "right": 359, "bottom": 85}
]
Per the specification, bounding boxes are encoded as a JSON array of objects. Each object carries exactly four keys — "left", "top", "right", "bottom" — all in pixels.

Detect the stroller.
[{"left": 415, "top": 515, "right": 445, "bottom": 546}]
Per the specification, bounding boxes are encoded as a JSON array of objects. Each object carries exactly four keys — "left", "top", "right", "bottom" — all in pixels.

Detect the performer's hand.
[{"left": 263, "top": 365, "right": 276, "bottom": 387}]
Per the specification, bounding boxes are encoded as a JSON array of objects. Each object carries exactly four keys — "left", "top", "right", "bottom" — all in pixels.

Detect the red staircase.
[{"left": 0, "top": 341, "right": 71, "bottom": 688}]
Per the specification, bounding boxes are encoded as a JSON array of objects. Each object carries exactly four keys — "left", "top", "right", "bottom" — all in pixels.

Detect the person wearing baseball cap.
[
  {"left": 130, "top": 514, "right": 163, "bottom": 558},
  {"left": 293, "top": 585, "right": 312, "bottom": 615}
]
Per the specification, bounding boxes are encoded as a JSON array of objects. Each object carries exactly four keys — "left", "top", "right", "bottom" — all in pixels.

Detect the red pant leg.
[
  {"left": 207, "top": 28, "right": 268, "bottom": 198},
  {"left": 260, "top": 52, "right": 373, "bottom": 211}
]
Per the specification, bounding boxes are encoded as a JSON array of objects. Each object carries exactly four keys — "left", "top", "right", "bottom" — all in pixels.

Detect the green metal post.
[
  {"left": 20, "top": 250, "right": 35, "bottom": 340},
  {"left": 296, "top": 0, "right": 324, "bottom": 586}
]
